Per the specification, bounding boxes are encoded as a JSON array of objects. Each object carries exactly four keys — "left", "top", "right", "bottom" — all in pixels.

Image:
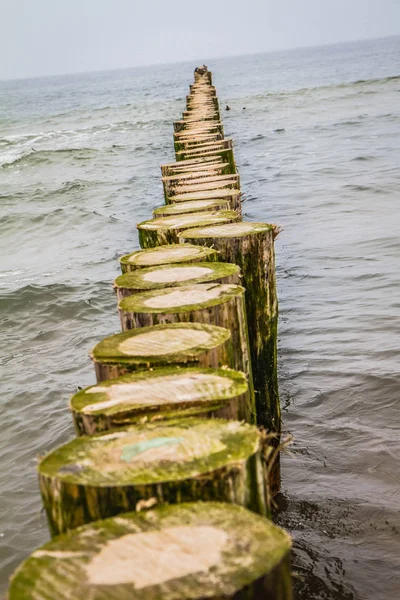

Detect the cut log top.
[
  {"left": 170, "top": 179, "right": 239, "bottom": 196},
  {"left": 71, "top": 366, "right": 248, "bottom": 418},
  {"left": 169, "top": 189, "right": 241, "bottom": 203},
  {"left": 137, "top": 210, "right": 239, "bottom": 231},
  {"left": 180, "top": 221, "right": 274, "bottom": 239},
  {"left": 164, "top": 173, "right": 239, "bottom": 185},
  {"left": 8, "top": 502, "right": 292, "bottom": 600},
  {"left": 153, "top": 199, "right": 231, "bottom": 217},
  {"left": 120, "top": 244, "right": 218, "bottom": 270},
  {"left": 162, "top": 167, "right": 229, "bottom": 181},
  {"left": 38, "top": 418, "right": 262, "bottom": 487},
  {"left": 118, "top": 283, "right": 246, "bottom": 314},
  {"left": 91, "top": 323, "right": 231, "bottom": 365},
  {"left": 114, "top": 261, "right": 240, "bottom": 292}
]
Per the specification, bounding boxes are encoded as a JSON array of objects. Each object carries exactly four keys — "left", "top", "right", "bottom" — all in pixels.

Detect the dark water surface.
[{"left": 1, "top": 36, "right": 399, "bottom": 598}]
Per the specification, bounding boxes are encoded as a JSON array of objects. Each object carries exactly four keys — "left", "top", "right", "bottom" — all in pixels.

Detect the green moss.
[{"left": 38, "top": 418, "right": 261, "bottom": 486}]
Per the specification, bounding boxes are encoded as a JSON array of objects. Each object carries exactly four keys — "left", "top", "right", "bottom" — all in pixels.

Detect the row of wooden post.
[{"left": 8, "top": 66, "right": 292, "bottom": 599}]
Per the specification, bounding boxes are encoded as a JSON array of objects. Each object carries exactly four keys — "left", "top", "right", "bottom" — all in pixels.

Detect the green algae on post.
[
  {"left": 119, "top": 244, "right": 219, "bottom": 274},
  {"left": 38, "top": 418, "right": 269, "bottom": 536},
  {"left": 71, "top": 366, "right": 251, "bottom": 434},
  {"left": 8, "top": 502, "right": 292, "bottom": 600},
  {"left": 114, "top": 261, "right": 241, "bottom": 301},
  {"left": 137, "top": 210, "right": 239, "bottom": 248}
]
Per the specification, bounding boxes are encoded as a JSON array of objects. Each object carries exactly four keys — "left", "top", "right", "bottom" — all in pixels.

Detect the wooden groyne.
[{"left": 9, "top": 66, "right": 292, "bottom": 599}]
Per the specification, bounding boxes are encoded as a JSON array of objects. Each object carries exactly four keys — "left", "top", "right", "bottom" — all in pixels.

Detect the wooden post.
[
  {"left": 114, "top": 261, "right": 240, "bottom": 301},
  {"left": 178, "top": 222, "right": 280, "bottom": 493},
  {"left": 179, "top": 223, "right": 278, "bottom": 422},
  {"left": 8, "top": 503, "right": 292, "bottom": 600},
  {"left": 118, "top": 282, "right": 255, "bottom": 414},
  {"left": 38, "top": 418, "right": 269, "bottom": 535},
  {"left": 153, "top": 198, "right": 231, "bottom": 217},
  {"left": 90, "top": 322, "right": 236, "bottom": 380},
  {"left": 137, "top": 210, "right": 239, "bottom": 248},
  {"left": 120, "top": 244, "right": 219, "bottom": 274},
  {"left": 167, "top": 175, "right": 240, "bottom": 198},
  {"left": 167, "top": 189, "right": 242, "bottom": 216},
  {"left": 71, "top": 366, "right": 251, "bottom": 434}
]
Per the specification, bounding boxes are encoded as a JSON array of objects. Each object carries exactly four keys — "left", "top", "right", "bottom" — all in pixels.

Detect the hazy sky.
[{"left": 1, "top": 0, "right": 400, "bottom": 80}]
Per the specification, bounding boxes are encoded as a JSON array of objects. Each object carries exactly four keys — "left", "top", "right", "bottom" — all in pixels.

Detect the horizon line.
[{"left": 1, "top": 33, "right": 399, "bottom": 84}]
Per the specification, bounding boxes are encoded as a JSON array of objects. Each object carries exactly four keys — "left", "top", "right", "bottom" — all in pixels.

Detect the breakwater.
[{"left": 8, "top": 66, "right": 292, "bottom": 599}]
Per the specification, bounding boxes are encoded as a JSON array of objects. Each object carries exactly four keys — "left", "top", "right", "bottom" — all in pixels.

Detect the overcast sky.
[{"left": 1, "top": 0, "right": 400, "bottom": 80}]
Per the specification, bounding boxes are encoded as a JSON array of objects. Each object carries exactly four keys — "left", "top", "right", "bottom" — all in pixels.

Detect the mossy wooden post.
[
  {"left": 38, "top": 418, "right": 269, "bottom": 536},
  {"left": 167, "top": 189, "right": 242, "bottom": 216},
  {"left": 168, "top": 176, "right": 241, "bottom": 199},
  {"left": 176, "top": 147, "right": 236, "bottom": 174},
  {"left": 137, "top": 210, "right": 239, "bottom": 248},
  {"left": 8, "top": 502, "right": 293, "bottom": 600},
  {"left": 114, "top": 261, "right": 240, "bottom": 301},
  {"left": 120, "top": 244, "right": 219, "bottom": 274},
  {"left": 71, "top": 366, "right": 252, "bottom": 434},
  {"left": 162, "top": 166, "right": 232, "bottom": 199},
  {"left": 90, "top": 323, "right": 236, "bottom": 380},
  {"left": 179, "top": 222, "right": 280, "bottom": 492},
  {"left": 153, "top": 198, "right": 231, "bottom": 217},
  {"left": 118, "top": 282, "right": 254, "bottom": 400},
  {"left": 161, "top": 157, "right": 225, "bottom": 177}
]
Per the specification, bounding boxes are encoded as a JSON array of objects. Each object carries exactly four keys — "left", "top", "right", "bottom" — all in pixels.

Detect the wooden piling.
[
  {"left": 114, "top": 261, "right": 240, "bottom": 301},
  {"left": 137, "top": 210, "right": 239, "bottom": 248},
  {"left": 179, "top": 222, "right": 279, "bottom": 431},
  {"left": 71, "top": 366, "right": 251, "bottom": 434},
  {"left": 38, "top": 418, "right": 269, "bottom": 536},
  {"left": 8, "top": 503, "right": 292, "bottom": 600},
  {"left": 120, "top": 244, "right": 219, "bottom": 274},
  {"left": 90, "top": 322, "right": 237, "bottom": 379}
]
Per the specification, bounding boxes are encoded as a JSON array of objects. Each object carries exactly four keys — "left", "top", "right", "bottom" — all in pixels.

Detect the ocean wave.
[
  {"left": 0, "top": 146, "right": 97, "bottom": 168},
  {"left": 252, "top": 73, "right": 400, "bottom": 102}
]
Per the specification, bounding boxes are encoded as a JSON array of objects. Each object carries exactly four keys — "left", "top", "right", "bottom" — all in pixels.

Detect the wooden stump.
[
  {"left": 176, "top": 147, "right": 236, "bottom": 174},
  {"left": 179, "top": 222, "right": 279, "bottom": 426},
  {"left": 168, "top": 176, "right": 240, "bottom": 199},
  {"left": 153, "top": 198, "right": 231, "bottom": 217},
  {"left": 118, "top": 283, "right": 255, "bottom": 413},
  {"left": 71, "top": 366, "right": 251, "bottom": 434},
  {"left": 114, "top": 261, "right": 240, "bottom": 301},
  {"left": 8, "top": 502, "right": 292, "bottom": 600},
  {"left": 38, "top": 418, "right": 269, "bottom": 535},
  {"left": 90, "top": 322, "right": 235, "bottom": 380},
  {"left": 179, "top": 222, "right": 281, "bottom": 494},
  {"left": 163, "top": 172, "right": 239, "bottom": 201},
  {"left": 137, "top": 210, "right": 239, "bottom": 248},
  {"left": 167, "top": 189, "right": 242, "bottom": 215},
  {"left": 120, "top": 244, "right": 219, "bottom": 274}
]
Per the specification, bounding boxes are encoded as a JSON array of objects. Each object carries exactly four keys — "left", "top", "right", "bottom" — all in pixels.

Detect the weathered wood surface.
[
  {"left": 72, "top": 366, "right": 252, "bottom": 434},
  {"left": 9, "top": 503, "right": 292, "bottom": 600},
  {"left": 38, "top": 418, "right": 269, "bottom": 535},
  {"left": 90, "top": 322, "right": 236, "bottom": 380},
  {"left": 120, "top": 244, "right": 219, "bottom": 273}
]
